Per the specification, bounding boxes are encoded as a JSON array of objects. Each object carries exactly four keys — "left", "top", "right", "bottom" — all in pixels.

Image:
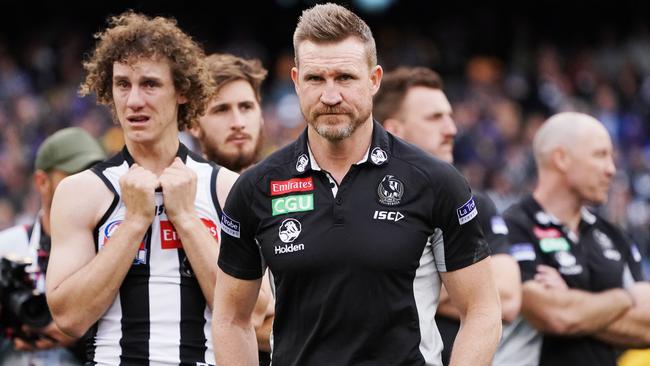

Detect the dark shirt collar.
[
  {"left": 290, "top": 120, "right": 391, "bottom": 176},
  {"left": 522, "top": 194, "right": 597, "bottom": 228}
]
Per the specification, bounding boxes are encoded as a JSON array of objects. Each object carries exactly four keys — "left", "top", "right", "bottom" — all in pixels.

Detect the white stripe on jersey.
[
  {"left": 203, "top": 306, "right": 215, "bottom": 364},
  {"left": 149, "top": 194, "right": 182, "bottom": 364},
  {"left": 93, "top": 293, "right": 123, "bottom": 365},
  {"left": 414, "top": 234, "right": 444, "bottom": 366},
  {"left": 430, "top": 228, "right": 447, "bottom": 272}
]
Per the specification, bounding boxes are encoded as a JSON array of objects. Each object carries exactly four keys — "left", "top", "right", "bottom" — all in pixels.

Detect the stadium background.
[{"left": 0, "top": 0, "right": 649, "bottom": 277}]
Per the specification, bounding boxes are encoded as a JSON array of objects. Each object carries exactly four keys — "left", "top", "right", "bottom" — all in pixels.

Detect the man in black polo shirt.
[
  {"left": 213, "top": 3, "right": 502, "bottom": 366},
  {"left": 374, "top": 66, "right": 522, "bottom": 366},
  {"left": 499, "top": 112, "right": 650, "bottom": 366}
]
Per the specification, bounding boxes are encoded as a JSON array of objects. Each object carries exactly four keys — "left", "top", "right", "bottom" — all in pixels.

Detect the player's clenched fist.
[
  {"left": 119, "top": 163, "right": 159, "bottom": 225},
  {"left": 159, "top": 157, "right": 197, "bottom": 223}
]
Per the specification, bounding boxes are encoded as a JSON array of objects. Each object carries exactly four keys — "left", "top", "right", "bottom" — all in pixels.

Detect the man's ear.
[
  {"left": 33, "top": 170, "right": 51, "bottom": 197},
  {"left": 291, "top": 67, "right": 300, "bottom": 95},
  {"left": 370, "top": 65, "right": 383, "bottom": 96},
  {"left": 177, "top": 94, "right": 188, "bottom": 105},
  {"left": 552, "top": 147, "right": 570, "bottom": 173},
  {"left": 382, "top": 118, "right": 404, "bottom": 138}
]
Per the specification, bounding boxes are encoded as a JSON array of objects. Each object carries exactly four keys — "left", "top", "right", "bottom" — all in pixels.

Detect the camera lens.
[{"left": 8, "top": 290, "right": 52, "bottom": 328}]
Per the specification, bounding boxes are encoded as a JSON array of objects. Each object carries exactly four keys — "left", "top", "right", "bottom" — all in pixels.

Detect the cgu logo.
[
  {"left": 272, "top": 194, "right": 314, "bottom": 216},
  {"left": 373, "top": 210, "right": 404, "bottom": 222}
]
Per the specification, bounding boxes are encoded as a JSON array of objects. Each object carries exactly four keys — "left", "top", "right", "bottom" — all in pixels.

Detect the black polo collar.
[
  {"left": 522, "top": 194, "right": 597, "bottom": 227},
  {"left": 290, "top": 120, "right": 391, "bottom": 176}
]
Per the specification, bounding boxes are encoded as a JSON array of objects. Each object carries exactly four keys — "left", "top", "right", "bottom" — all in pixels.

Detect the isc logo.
[{"left": 373, "top": 210, "right": 404, "bottom": 222}]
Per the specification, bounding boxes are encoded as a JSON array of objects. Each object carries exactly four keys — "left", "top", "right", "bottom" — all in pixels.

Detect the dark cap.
[{"left": 35, "top": 127, "right": 107, "bottom": 174}]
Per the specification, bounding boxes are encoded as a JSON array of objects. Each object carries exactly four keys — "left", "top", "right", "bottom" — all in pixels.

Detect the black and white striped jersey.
[{"left": 88, "top": 144, "right": 221, "bottom": 366}]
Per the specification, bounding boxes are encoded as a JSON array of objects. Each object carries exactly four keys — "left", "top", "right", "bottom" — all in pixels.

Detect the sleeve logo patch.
[
  {"left": 270, "top": 177, "right": 314, "bottom": 196},
  {"left": 510, "top": 243, "right": 536, "bottom": 262},
  {"left": 221, "top": 213, "right": 241, "bottom": 238},
  {"left": 457, "top": 196, "right": 478, "bottom": 225}
]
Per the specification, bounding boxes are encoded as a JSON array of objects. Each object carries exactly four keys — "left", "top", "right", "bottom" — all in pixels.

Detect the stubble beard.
[
  {"left": 308, "top": 107, "right": 370, "bottom": 143},
  {"left": 203, "top": 132, "right": 264, "bottom": 172}
]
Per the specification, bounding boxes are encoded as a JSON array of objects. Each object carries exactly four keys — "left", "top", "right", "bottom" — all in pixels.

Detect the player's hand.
[
  {"left": 159, "top": 157, "right": 197, "bottom": 223},
  {"left": 120, "top": 164, "right": 159, "bottom": 226},
  {"left": 534, "top": 264, "right": 569, "bottom": 290}
]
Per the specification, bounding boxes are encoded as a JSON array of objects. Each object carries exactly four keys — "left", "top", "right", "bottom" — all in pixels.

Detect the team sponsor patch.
[
  {"left": 272, "top": 194, "right": 314, "bottom": 216},
  {"left": 104, "top": 220, "right": 122, "bottom": 239},
  {"left": 370, "top": 147, "right": 388, "bottom": 165},
  {"left": 490, "top": 216, "right": 509, "bottom": 235},
  {"left": 456, "top": 196, "right": 478, "bottom": 225},
  {"left": 278, "top": 218, "right": 301, "bottom": 243},
  {"left": 533, "top": 226, "right": 561, "bottom": 239},
  {"left": 295, "top": 154, "right": 309, "bottom": 173},
  {"left": 160, "top": 220, "right": 182, "bottom": 249},
  {"left": 274, "top": 243, "right": 305, "bottom": 255},
  {"left": 510, "top": 243, "right": 536, "bottom": 261},
  {"left": 377, "top": 175, "right": 404, "bottom": 206},
  {"left": 221, "top": 213, "right": 241, "bottom": 238},
  {"left": 201, "top": 218, "right": 219, "bottom": 240},
  {"left": 270, "top": 177, "right": 314, "bottom": 196},
  {"left": 539, "top": 237, "right": 570, "bottom": 253},
  {"left": 103, "top": 220, "right": 147, "bottom": 264},
  {"left": 555, "top": 251, "right": 583, "bottom": 275},
  {"left": 373, "top": 210, "right": 404, "bottom": 222}
]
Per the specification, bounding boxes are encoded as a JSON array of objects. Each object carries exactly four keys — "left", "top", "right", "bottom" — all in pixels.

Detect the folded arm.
[
  {"left": 594, "top": 282, "right": 650, "bottom": 348},
  {"left": 521, "top": 278, "right": 632, "bottom": 336}
]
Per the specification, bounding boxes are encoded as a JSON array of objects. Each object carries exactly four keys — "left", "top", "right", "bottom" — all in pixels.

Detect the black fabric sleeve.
[
  {"left": 217, "top": 173, "right": 264, "bottom": 280},
  {"left": 503, "top": 206, "right": 540, "bottom": 282},
  {"left": 474, "top": 192, "right": 510, "bottom": 255},
  {"left": 430, "top": 164, "right": 490, "bottom": 272}
]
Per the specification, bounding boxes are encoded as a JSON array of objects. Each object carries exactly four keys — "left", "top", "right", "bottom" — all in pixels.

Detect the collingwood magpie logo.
[
  {"left": 296, "top": 154, "right": 309, "bottom": 173},
  {"left": 279, "top": 218, "right": 302, "bottom": 243},
  {"left": 370, "top": 147, "right": 388, "bottom": 165},
  {"left": 377, "top": 175, "right": 404, "bottom": 206}
]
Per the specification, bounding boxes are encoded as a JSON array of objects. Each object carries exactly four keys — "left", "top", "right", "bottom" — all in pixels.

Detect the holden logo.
[
  {"left": 370, "top": 147, "right": 388, "bottom": 165},
  {"left": 296, "top": 154, "right": 309, "bottom": 173},
  {"left": 555, "top": 251, "right": 576, "bottom": 267},
  {"left": 279, "top": 218, "right": 302, "bottom": 243},
  {"left": 377, "top": 175, "right": 404, "bottom": 206}
]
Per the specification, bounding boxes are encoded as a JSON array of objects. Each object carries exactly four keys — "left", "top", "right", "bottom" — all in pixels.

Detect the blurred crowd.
[{"left": 1, "top": 17, "right": 650, "bottom": 275}]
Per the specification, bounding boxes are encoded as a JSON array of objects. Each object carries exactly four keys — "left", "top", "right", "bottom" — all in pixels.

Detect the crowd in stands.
[{"left": 1, "top": 13, "right": 650, "bottom": 276}]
